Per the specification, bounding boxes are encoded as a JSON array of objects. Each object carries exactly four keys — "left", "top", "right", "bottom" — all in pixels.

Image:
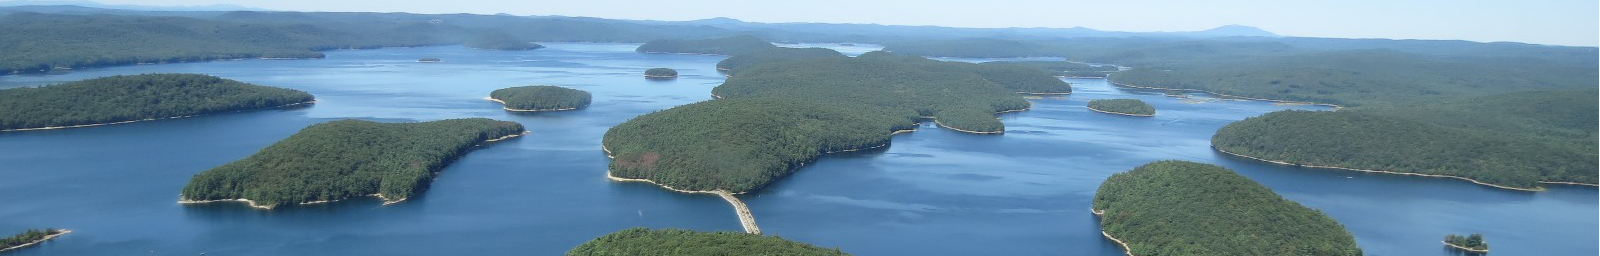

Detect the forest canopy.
[
  {"left": 0, "top": 73, "right": 313, "bottom": 131},
  {"left": 1092, "top": 161, "right": 1362, "bottom": 256},
  {"left": 180, "top": 118, "right": 525, "bottom": 208},
  {"left": 605, "top": 51, "right": 1052, "bottom": 192},
  {"left": 489, "top": 85, "right": 591, "bottom": 111},
  {"left": 635, "top": 35, "right": 776, "bottom": 55},
  {"left": 463, "top": 31, "right": 544, "bottom": 51},
  {"left": 1087, "top": 99, "right": 1155, "bottom": 116},
  {"left": 566, "top": 228, "right": 849, "bottom": 256}
]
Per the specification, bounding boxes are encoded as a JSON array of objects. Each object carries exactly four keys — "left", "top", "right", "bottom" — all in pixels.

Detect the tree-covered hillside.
[
  {"left": 489, "top": 85, "right": 591, "bottom": 111},
  {"left": 566, "top": 228, "right": 849, "bottom": 256},
  {"left": 464, "top": 31, "right": 543, "bottom": 50},
  {"left": 635, "top": 35, "right": 776, "bottom": 55},
  {"left": 180, "top": 118, "right": 525, "bottom": 208},
  {"left": 0, "top": 74, "right": 313, "bottom": 131},
  {"left": 605, "top": 51, "right": 1052, "bottom": 192},
  {"left": 1093, "top": 161, "right": 1362, "bottom": 256}
]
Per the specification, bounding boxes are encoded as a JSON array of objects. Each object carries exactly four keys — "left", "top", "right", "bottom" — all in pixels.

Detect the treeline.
[
  {"left": 1, "top": 228, "right": 64, "bottom": 251},
  {"left": 566, "top": 228, "right": 850, "bottom": 256},
  {"left": 1087, "top": 99, "right": 1154, "bottom": 116},
  {"left": 605, "top": 50, "right": 1055, "bottom": 192},
  {"left": 0, "top": 73, "right": 313, "bottom": 131},
  {"left": 715, "top": 47, "right": 846, "bottom": 74},
  {"left": 1093, "top": 161, "right": 1362, "bottom": 256},
  {"left": 489, "top": 85, "right": 591, "bottom": 111},
  {"left": 464, "top": 32, "right": 543, "bottom": 51},
  {"left": 635, "top": 35, "right": 775, "bottom": 55},
  {"left": 643, "top": 68, "right": 677, "bottom": 78},
  {"left": 180, "top": 118, "right": 525, "bottom": 208},
  {"left": 1212, "top": 109, "right": 1597, "bottom": 189},
  {"left": 1444, "top": 234, "right": 1487, "bottom": 251}
]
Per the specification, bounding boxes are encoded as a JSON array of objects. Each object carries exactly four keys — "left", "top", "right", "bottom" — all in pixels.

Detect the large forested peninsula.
[
  {"left": 0, "top": 74, "right": 313, "bottom": 131},
  {"left": 1, "top": 228, "right": 69, "bottom": 253},
  {"left": 463, "top": 32, "right": 544, "bottom": 51},
  {"left": 180, "top": 118, "right": 526, "bottom": 209},
  {"left": 1213, "top": 108, "right": 1597, "bottom": 190},
  {"left": 566, "top": 228, "right": 849, "bottom": 256},
  {"left": 1093, "top": 161, "right": 1362, "bottom": 256},
  {"left": 1087, "top": 99, "right": 1155, "bottom": 116},
  {"left": 605, "top": 51, "right": 1058, "bottom": 192},
  {"left": 489, "top": 85, "right": 591, "bottom": 111},
  {"left": 634, "top": 35, "right": 777, "bottom": 55}
]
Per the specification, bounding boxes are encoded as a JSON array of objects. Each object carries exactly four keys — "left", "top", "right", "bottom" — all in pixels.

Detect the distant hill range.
[{"left": 0, "top": 0, "right": 268, "bottom": 11}]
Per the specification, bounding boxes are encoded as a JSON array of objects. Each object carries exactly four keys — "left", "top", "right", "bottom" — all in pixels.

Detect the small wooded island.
[
  {"left": 643, "top": 68, "right": 678, "bottom": 79},
  {"left": 566, "top": 228, "right": 849, "bottom": 256},
  {"left": 1, "top": 228, "right": 69, "bottom": 253},
  {"left": 418, "top": 58, "right": 441, "bottom": 63},
  {"left": 605, "top": 50, "right": 1068, "bottom": 193},
  {"left": 0, "top": 73, "right": 314, "bottom": 131},
  {"left": 635, "top": 35, "right": 777, "bottom": 55},
  {"left": 1092, "top": 161, "right": 1362, "bottom": 256},
  {"left": 1444, "top": 234, "right": 1489, "bottom": 253},
  {"left": 1087, "top": 99, "right": 1155, "bottom": 116},
  {"left": 488, "top": 85, "right": 591, "bottom": 111},
  {"left": 180, "top": 118, "right": 525, "bottom": 209},
  {"left": 464, "top": 32, "right": 544, "bottom": 51}
]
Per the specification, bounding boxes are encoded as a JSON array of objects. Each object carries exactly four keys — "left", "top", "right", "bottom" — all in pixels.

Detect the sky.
[{"left": 10, "top": 0, "right": 1598, "bottom": 46}]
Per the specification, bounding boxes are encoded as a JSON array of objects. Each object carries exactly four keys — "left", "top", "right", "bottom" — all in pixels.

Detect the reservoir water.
[{"left": 0, "top": 43, "right": 1593, "bottom": 255}]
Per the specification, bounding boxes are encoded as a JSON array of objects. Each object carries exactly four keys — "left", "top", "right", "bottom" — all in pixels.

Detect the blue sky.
[{"left": 14, "top": 0, "right": 1599, "bottom": 46}]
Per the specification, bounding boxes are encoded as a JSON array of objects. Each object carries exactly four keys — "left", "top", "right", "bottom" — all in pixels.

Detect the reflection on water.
[{"left": 0, "top": 44, "right": 1593, "bottom": 256}]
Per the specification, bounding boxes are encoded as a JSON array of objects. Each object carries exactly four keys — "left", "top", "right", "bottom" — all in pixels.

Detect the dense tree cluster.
[
  {"left": 1, "top": 228, "right": 63, "bottom": 251},
  {"left": 634, "top": 35, "right": 776, "bottom": 55},
  {"left": 715, "top": 47, "right": 846, "bottom": 74},
  {"left": 566, "top": 228, "right": 849, "bottom": 256},
  {"left": 0, "top": 74, "right": 313, "bottom": 131},
  {"left": 489, "top": 85, "right": 591, "bottom": 111},
  {"left": 463, "top": 32, "right": 544, "bottom": 51},
  {"left": 1444, "top": 234, "right": 1487, "bottom": 251},
  {"left": 1087, "top": 99, "right": 1155, "bottom": 116},
  {"left": 1093, "top": 161, "right": 1363, "bottom": 256},
  {"left": 643, "top": 68, "right": 678, "bottom": 78},
  {"left": 605, "top": 51, "right": 1050, "bottom": 192},
  {"left": 1213, "top": 109, "right": 1596, "bottom": 189},
  {"left": 180, "top": 118, "right": 525, "bottom": 208}
]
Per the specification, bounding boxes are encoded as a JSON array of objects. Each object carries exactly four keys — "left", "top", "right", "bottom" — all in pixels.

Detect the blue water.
[{"left": 0, "top": 43, "right": 1593, "bottom": 255}]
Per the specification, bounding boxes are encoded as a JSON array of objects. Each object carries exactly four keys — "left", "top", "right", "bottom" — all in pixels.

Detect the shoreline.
[
  {"left": 0, "top": 229, "right": 72, "bottom": 253},
  {"left": 1213, "top": 146, "right": 1551, "bottom": 192},
  {"left": 1108, "top": 80, "right": 1344, "bottom": 110},
  {"left": 484, "top": 97, "right": 583, "bottom": 112},
  {"left": 1090, "top": 209, "right": 1135, "bottom": 256},
  {"left": 1442, "top": 241, "right": 1490, "bottom": 253},
  {"left": 179, "top": 130, "right": 525, "bottom": 209},
  {"left": 1085, "top": 106, "right": 1154, "bottom": 117},
  {"left": 605, "top": 171, "right": 762, "bottom": 234},
  {"left": 1, "top": 100, "right": 316, "bottom": 132}
]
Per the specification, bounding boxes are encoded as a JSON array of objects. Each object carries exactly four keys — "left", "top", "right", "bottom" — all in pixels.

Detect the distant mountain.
[
  {"left": 0, "top": 0, "right": 267, "bottom": 11},
  {"left": 1184, "top": 25, "right": 1279, "bottom": 37}
]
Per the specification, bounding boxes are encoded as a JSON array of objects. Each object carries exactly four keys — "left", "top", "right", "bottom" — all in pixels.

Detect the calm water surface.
[{"left": 0, "top": 43, "right": 1593, "bottom": 255}]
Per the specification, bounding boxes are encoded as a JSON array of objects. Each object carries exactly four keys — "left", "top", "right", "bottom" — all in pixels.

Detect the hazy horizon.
[{"left": 2, "top": 0, "right": 1596, "bottom": 46}]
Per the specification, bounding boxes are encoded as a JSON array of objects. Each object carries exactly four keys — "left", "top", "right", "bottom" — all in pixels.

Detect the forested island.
[
  {"left": 0, "top": 228, "right": 69, "bottom": 253},
  {"left": 463, "top": 32, "right": 544, "bottom": 51},
  {"left": 418, "top": 58, "right": 442, "bottom": 63},
  {"left": 488, "top": 85, "right": 592, "bottom": 111},
  {"left": 0, "top": 74, "right": 314, "bottom": 131},
  {"left": 1092, "top": 161, "right": 1362, "bottom": 256},
  {"left": 635, "top": 35, "right": 776, "bottom": 55},
  {"left": 605, "top": 51, "right": 1061, "bottom": 193},
  {"left": 566, "top": 228, "right": 849, "bottom": 256},
  {"left": 643, "top": 68, "right": 678, "bottom": 78},
  {"left": 180, "top": 118, "right": 525, "bottom": 209},
  {"left": 1212, "top": 107, "right": 1596, "bottom": 190},
  {"left": 1087, "top": 99, "right": 1155, "bottom": 116},
  {"left": 1444, "top": 234, "right": 1488, "bottom": 252}
]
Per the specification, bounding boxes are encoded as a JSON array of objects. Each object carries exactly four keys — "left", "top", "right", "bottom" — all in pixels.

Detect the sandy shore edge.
[
  {"left": 0, "top": 229, "right": 72, "bottom": 253},
  {"left": 485, "top": 97, "right": 583, "bottom": 112},
  {"left": 1214, "top": 147, "right": 1556, "bottom": 192},
  {"left": 2, "top": 100, "right": 316, "bottom": 132},
  {"left": 1109, "top": 81, "right": 1343, "bottom": 110}
]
